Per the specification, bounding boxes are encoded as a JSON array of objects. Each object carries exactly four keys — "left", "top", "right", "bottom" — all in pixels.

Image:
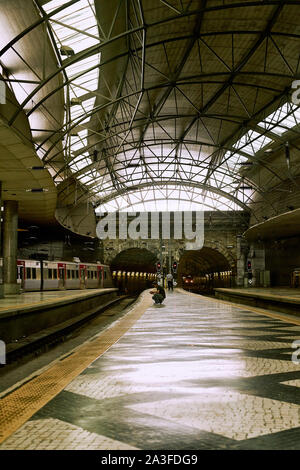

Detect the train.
[
  {"left": 0, "top": 258, "right": 162, "bottom": 294},
  {"left": 12, "top": 258, "right": 113, "bottom": 291},
  {"left": 183, "top": 271, "right": 233, "bottom": 294}
]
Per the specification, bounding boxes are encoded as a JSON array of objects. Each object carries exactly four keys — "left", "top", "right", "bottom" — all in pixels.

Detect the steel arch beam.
[{"left": 91, "top": 179, "right": 251, "bottom": 211}]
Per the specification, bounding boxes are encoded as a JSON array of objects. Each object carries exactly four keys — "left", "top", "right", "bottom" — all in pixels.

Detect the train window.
[
  {"left": 104, "top": 270, "right": 107, "bottom": 280},
  {"left": 72, "top": 270, "right": 75, "bottom": 279},
  {"left": 67, "top": 270, "right": 71, "bottom": 279},
  {"left": 48, "top": 269, "right": 52, "bottom": 279},
  {"left": 26, "top": 267, "right": 31, "bottom": 279},
  {"left": 53, "top": 269, "right": 57, "bottom": 279},
  {"left": 88, "top": 271, "right": 91, "bottom": 279},
  {"left": 76, "top": 270, "right": 79, "bottom": 279},
  {"left": 32, "top": 268, "right": 37, "bottom": 279}
]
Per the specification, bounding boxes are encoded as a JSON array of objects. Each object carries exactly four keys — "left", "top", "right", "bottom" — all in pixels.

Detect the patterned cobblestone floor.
[{"left": 1, "top": 290, "right": 300, "bottom": 450}]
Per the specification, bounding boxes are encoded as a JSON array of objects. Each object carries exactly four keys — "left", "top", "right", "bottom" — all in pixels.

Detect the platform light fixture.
[
  {"left": 60, "top": 45, "right": 75, "bottom": 57},
  {"left": 70, "top": 97, "right": 82, "bottom": 106},
  {"left": 25, "top": 188, "right": 49, "bottom": 192},
  {"left": 93, "top": 150, "right": 98, "bottom": 163},
  {"left": 285, "top": 142, "right": 290, "bottom": 170}
]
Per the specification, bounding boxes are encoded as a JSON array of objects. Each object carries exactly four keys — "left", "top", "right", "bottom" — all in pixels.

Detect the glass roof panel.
[
  {"left": 232, "top": 130, "right": 272, "bottom": 156},
  {"left": 43, "top": 0, "right": 100, "bottom": 182},
  {"left": 4, "top": 2, "right": 300, "bottom": 214},
  {"left": 95, "top": 186, "right": 243, "bottom": 213},
  {"left": 258, "top": 102, "right": 300, "bottom": 136}
]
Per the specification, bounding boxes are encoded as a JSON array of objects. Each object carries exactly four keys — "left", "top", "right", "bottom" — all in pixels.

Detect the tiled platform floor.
[
  {"left": 1, "top": 290, "right": 300, "bottom": 450},
  {"left": 215, "top": 287, "right": 300, "bottom": 302},
  {"left": 0, "top": 289, "right": 115, "bottom": 314}
]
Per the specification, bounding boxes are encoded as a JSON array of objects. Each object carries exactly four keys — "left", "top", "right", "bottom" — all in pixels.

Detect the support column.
[
  {"left": 3, "top": 200, "right": 19, "bottom": 295},
  {"left": 248, "top": 242, "right": 270, "bottom": 287},
  {"left": 236, "top": 235, "right": 245, "bottom": 287}
]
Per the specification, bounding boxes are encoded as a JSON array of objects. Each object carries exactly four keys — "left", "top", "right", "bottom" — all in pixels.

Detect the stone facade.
[{"left": 103, "top": 226, "right": 240, "bottom": 272}]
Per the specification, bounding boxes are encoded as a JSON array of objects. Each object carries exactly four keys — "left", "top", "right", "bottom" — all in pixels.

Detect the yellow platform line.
[{"left": 0, "top": 291, "right": 152, "bottom": 444}]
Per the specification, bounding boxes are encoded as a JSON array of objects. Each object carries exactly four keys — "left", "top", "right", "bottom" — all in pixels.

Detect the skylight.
[
  {"left": 95, "top": 186, "right": 243, "bottom": 213},
  {"left": 258, "top": 102, "right": 300, "bottom": 136},
  {"left": 221, "top": 100, "right": 300, "bottom": 178},
  {"left": 231, "top": 130, "right": 272, "bottom": 156},
  {"left": 43, "top": 0, "right": 101, "bottom": 181}
]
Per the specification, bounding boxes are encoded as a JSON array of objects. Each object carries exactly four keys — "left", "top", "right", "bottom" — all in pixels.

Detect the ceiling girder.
[{"left": 2, "top": 0, "right": 300, "bottom": 216}]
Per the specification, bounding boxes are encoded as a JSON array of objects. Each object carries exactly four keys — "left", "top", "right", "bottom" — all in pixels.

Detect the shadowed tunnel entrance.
[
  {"left": 110, "top": 248, "right": 157, "bottom": 294},
  {"left": 178, "top": 247, "right": 232, "bottom": 293}
]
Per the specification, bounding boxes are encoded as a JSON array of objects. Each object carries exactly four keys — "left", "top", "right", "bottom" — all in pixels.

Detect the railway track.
[{"left": 1, "top": 295, "right": 138, "bottom": 366}]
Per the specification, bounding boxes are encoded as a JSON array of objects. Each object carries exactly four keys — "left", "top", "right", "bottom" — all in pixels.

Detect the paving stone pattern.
[{"left": 1, "top": 291, "right": 300, "bottom": 450}]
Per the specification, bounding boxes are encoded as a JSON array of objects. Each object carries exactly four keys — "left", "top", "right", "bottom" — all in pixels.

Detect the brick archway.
[{"left": 202, "top": 239, "right": 236, "bottom": 268}]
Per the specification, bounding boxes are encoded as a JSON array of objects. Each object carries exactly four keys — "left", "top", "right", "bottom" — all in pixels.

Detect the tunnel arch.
[
  {"left": 110, "top": 247, "right": 157, "bottom": 274},
  {"left": 200, "top": 240, "right": 235, "bottom": 268},
  {"left": 110, "top": 247, "right": 157, "bottom": 295},
  {"left": 178, "top": 246, "right": 232, "bottom": 283}
]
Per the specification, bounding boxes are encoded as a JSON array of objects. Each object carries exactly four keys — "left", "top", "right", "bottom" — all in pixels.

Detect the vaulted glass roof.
[
  {"left": 95, "top": 185, "right": 243, "bottom": 213},
  {"left": 1, "top": 0, "right": 300, "bottom": 219}
]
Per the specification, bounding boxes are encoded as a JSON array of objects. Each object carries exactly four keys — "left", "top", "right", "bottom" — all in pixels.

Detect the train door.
[
  {"left": 79, "top": 265, "right": 86, "bottom": 289},
  {"left": 17, "top": 261, "right": 25, "bottom": 290},
  {"left": 97, "top": 266, "right": 103, "bottom": 288},
  {"left": 58, "top": 263, "right": 66, "bottom": 289}
]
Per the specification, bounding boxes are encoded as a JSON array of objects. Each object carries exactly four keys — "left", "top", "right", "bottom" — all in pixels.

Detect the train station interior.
[{"left": 0, "top": 0, "right": 300, "bottom": 452}]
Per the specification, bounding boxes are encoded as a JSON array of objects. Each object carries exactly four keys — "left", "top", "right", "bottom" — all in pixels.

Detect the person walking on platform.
[
  {"left": 166, "top": 272, "right": 174, "bottom": 291},
  {"left": 150, "top": 282, "right": 166, "bottom": 305}
]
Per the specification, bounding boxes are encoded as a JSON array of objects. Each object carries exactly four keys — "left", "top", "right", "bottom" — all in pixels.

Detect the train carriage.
[{"left": 15, "top": 259, "right": 112, "bottom": 292}]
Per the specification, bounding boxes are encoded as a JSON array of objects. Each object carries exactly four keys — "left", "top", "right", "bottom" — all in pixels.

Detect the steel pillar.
[{"left": 3, "top": 200, "right": 19, "bottom": 295}]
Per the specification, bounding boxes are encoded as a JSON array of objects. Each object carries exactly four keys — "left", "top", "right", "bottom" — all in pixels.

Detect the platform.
[
  {"left": 0, "top": 289, "right": 300, "bottom": 450},
  {"left": 215, "top": 287, "right": 300, "bottom": 317},
  {"left": 0, "top": 288, "right": 118, "bottom": 344}
]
